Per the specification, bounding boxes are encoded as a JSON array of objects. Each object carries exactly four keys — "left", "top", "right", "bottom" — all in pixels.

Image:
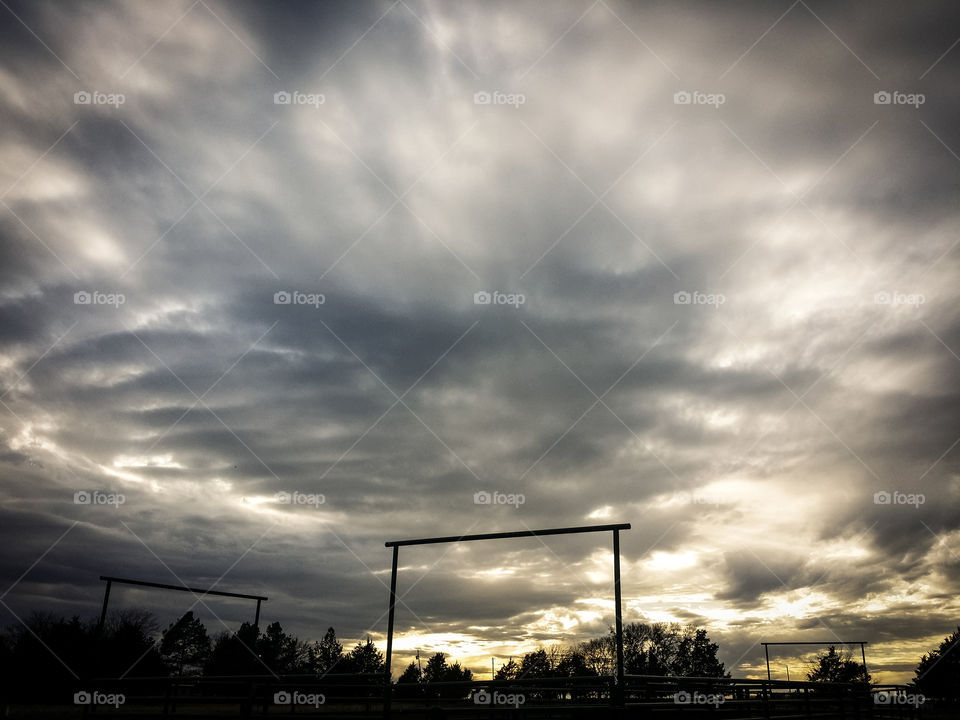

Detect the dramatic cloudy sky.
[{"left": 2, "top": 0, "right": 959, "bottom": 684}]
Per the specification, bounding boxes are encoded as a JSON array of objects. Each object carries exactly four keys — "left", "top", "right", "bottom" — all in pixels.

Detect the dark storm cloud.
[{"left": 1, "top": 0, "right": 958, "bottom": 682}]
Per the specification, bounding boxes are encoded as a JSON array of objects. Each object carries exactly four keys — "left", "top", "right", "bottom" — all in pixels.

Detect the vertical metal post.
[
  {"left": 860, "top": 642, "right": 867, "bottom": 678},
  {"left": 254, "top": 599, "right": 261, "bottom": 628},
  {"left": 383, "top": 545, "right": 399, "bottom": 719},
  {"left": 765, "top": 644, "right": 771, "bottom": 681},
  {"left": 98, "top": 579, "right": 113, "bottom": 629},
  {"left": 613, "top": 529, "right": 624, "bottom": 705}
]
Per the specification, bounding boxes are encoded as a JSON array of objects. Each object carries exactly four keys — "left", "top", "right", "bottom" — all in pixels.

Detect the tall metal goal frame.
[
  {"left": 97, "top": 575, "right": 268, "bottom": 629},
  {"left": 382, "top": 523, "right": 631, "bottom": 717},
  {"left": 760, "top": 640, "right": 869, "bottom": 681}
]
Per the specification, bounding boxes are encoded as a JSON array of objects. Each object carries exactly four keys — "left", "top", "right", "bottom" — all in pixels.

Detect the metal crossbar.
[{"left": 97, "top": 575, "right": 267, "bottom": 629}]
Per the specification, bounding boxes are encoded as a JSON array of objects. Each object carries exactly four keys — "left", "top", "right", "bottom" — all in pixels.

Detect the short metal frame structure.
[
  {"left": 382, "top": 523, "right": 631, "bottom": 717},
  {"left": 97, "top": 575, "right": 268, "bottom": 629},
  {"left": 761, "top": 641, "right": 868, "bottom": 681}
]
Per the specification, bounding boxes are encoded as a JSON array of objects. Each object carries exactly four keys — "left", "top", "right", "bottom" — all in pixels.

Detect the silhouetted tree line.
[
  {"left": 0, "top": 613, "right": 731, "bottom": 706},
  {"left": 396, "top": 652, "right": 473, "bottom": 698},
  {"left": 0, "top": 610, "right": 385, "bottom": 705},
  {"left": 3, "top": 610, "right": 957, "bottom": 706},
  {"left": 0, "top": 610, "right": 166, "bottom": 704},
  {"left": 388, "top": 623, "right": 730, "bottom": 703},
  {"left": 475, "top": 623, "right": 731, "bottom": 700}
]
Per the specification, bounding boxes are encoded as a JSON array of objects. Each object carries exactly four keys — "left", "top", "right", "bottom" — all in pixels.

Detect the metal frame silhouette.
[
  {"left": 382, "top": 523, "right": 631, "bottom": 717},
  {"left": 97, "top": 575, "right": 268, "bottom": 629},
  {"left": 761, "top": 641, "right": 868, "bottom": 681}
]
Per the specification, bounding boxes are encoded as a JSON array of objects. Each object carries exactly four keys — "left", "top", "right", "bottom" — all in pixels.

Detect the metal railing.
[{"left": 2, "top": 672, "right": 937, "bottom": 718}]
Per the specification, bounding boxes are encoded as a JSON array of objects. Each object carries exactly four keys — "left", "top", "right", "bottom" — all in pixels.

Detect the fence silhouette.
[{"left": 5, "top": 672, "right": 936, "bottom": 719}]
